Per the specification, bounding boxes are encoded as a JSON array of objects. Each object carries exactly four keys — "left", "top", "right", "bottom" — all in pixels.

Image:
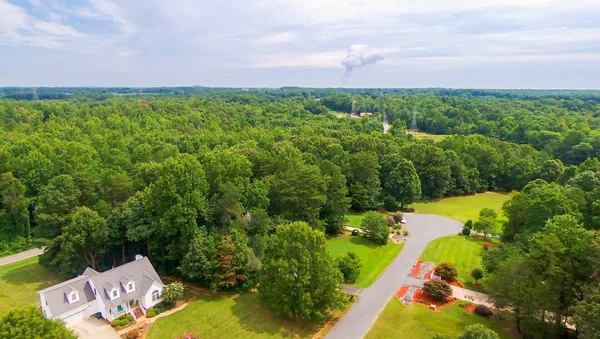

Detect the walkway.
[
  {"left": 450, "top": 286, "right": 493, "bottom": 307},
  {"left": 0, "top": 248, "right": 44, "bottom": 267},
  {"left": 326, "top": 214, "right": 462, "bottom": 339}
]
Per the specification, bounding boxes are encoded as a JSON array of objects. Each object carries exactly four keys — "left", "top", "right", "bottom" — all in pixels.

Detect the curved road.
[
  {"left": 326, "top": 213, "right": 462, "bottom": 339},
  {"left": 0, "top": 248, "right": 44, "bottom": 267}
]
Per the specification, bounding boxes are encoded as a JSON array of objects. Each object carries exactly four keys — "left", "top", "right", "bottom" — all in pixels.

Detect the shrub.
[
  {"left": 176, "top": 332, "right": 200, "bottom": 339},
  {"left": 351, "top": 229, "right": 359, "bottom": 236},
  {"left": 396, "top": 230, "right": 401, "bottom": 235},
  {"left": 459, "top": 324, "right": 499, "bottom": 339},
  {"left": 162, "top": 281, "right": 185, "bottom": 304},
  {"left": 386, "top": 216, "right": 396, "bottom": 227},
  {"left": 435, "top": 262, "right": 458, "bottom": 281},
  {"left": 464, "top": 220, "right": 473, "bottom": 229},
  {"left": 125, "top": 329, "right": 141, "bottom": 339},
  {"left": 402, "top": 207, "right": 416, "bottom": 212},
  {"left": 403, "top": 230, "right": 409, "bottom": 236},
  {"left": 479, "top": 208, "right": 498, "bottom": 219},
  {"left": 461, "top": 227, "right": 471, "bottom": 236},
  {"left": 392, "top": 212, "right": 404, "bottom": 223},
  {"left": 146, "top": 309, "right": 156, "bottom": 318},
  {"left": 474, "top": 304, "right": 493, "bottom": 317},
  {"left": 471, "top": 268, "right": 484, "bottom": 283},
  {"left": 422, "top": 280, "right": 452, "bottom": 301},
  {"left": 336, "top": 252, "right": 362, "bottom": 283}
]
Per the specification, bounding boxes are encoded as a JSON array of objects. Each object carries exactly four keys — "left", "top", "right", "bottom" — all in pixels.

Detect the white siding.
[
  {"left": 143, "top": 281, "right": 164, "bottom": 308},
  {"left": 39, "top": 293, "right": 52, "bottom": 318}
]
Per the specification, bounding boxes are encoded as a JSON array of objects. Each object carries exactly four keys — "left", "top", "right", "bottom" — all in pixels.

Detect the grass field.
[
  {"left": 420, "top": 236, "right": 497, "bottom": 291},
  {"left": 327, "top": 235, "right": 403, "bottom": 288},
  {"left": 410, "top": 192, "right": 512, "bottom": 233},
  {"left": 344, "top": 212, "right": 367, "bottom": 228},
  {"left": 365, "top": 300, "right": 513, "bottom": 339},
  {"left": 0, "top": 256, "right": 60, "bottom": 317},
  {"left": 410, "top": 132, "right": 449, "bottom": 142},
  {"left": 147, "top": 291, "right": 344, "bottom": 339}
]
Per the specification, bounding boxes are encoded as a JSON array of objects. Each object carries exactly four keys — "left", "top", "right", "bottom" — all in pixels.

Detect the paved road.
[
  {"left": 0, "top": 248, "right": 44, "bottom": 267},
  {"left": 326, "top": 213, "right": 462, "bottom": 339}
]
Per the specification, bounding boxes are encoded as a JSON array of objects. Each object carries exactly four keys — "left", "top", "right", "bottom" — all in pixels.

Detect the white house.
[{"left": 38, "top": 256, "right": 164, "bottom": 325}]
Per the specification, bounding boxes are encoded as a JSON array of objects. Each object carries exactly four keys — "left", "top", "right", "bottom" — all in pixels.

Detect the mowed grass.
[
  {"left": 147, "top": 292, "right": 341, "bottom": 339},
  {"left": 0, "top": 256, "right": 61, "bottom": 317},
  {"left": 410, "top": 192, "right": 512, "bottom": 233},
  {"left": 365, "top": 300, "right": 514, "bottom": 339},
  {"left": 410, "top": 132, "right": 449, "bottom": 142},
  {"left": 327, "top": 235, "right": 404, "bottom": 288},
  {"left": 420, "top": 236, "right": 498, "bottom": 291},
  {"left": 344, "top": 212, "right": 366, "bottom": 228}
]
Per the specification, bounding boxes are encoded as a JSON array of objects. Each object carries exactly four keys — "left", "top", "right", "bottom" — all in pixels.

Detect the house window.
[
  {"left": 112, "top": 290, "right": 118, "bottom": 298},
  {"left": 151, "top": 290, "right": 160, "bottom": 302},
  {"left": 69, "top": 292, "right": 79, "bottom": 303},
  {"left": 128, "top": 282, "right": 134, "bottom": 292}
]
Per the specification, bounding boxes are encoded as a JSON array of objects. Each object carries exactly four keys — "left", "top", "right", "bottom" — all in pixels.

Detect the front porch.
[{"left": 108, "top": 299, "right": 145, "bottom": 322}]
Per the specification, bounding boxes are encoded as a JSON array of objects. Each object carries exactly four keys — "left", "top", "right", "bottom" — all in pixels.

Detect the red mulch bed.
[
  {"left": 410, "top": 261, "right": 422, "bottom": 277},
  {"left": 423, "top": 268, "right": 434, "bottom": 280},
  {"left": 463, "top": 304, "right": 476, "bottom": 314},
  {"left": 413, "top": 289, "right": 458, "bottom": 311},
  {"left": 445, "top": 278, "right": 465, "bottom": 288},
  {"left": 396, "top": 286, "right": 409, "bottom": 298}
]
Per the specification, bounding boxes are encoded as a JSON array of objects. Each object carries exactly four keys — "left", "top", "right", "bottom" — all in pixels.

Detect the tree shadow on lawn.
[
  {"left": 230, "top": 293, "right": 321, "bottom": 338},
  {"left": 348, "top": 236, "right": 382, "bottom": 249},
  {"left": 2, "top": 262, "right": 59, "bottom": 290}
]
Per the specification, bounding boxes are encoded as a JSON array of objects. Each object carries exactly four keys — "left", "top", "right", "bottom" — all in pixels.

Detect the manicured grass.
[
  {"left": 410, "top": 192, "right": 512, "bottom": 233},
  {"left": 420, "top": 235, "right": 497, "bottom": 291},
  {"left": 410, "top": 132, "right": 449, "bottom": 142},
  {"left": 147, "top": 291, "right": 343, "bottom": 339},
  {"left": 365, "top": 300, "right": 514, "bottom": 339},
  {"left": 327, "top": 235, "right": 404, "bottom": 288},
  {"left": 0, "top": 256, "right": 61, "bottom": 317},
  {"left": 344, "top": 212, "right": 366, "bottom": 228}
]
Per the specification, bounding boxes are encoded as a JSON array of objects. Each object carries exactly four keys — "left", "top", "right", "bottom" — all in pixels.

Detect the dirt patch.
[{"left": 463, "top": 304, "right": 476, "bottom": 314}]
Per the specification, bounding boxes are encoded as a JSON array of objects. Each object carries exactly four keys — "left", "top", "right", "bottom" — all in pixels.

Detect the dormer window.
[
  {"left": 111, "top": 288, "right": 119, "bottom": 299},
  {"left": 127, "top": 282, "right": 135, "bottom": 292},
  {"left": 69, "top": 292, "right": 79, "bottom": 303}
]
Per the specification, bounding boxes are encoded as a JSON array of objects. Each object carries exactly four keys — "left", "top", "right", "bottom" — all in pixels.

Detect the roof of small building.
[{"left": 38, "top": 256, "right": 163, "bottom": 316}]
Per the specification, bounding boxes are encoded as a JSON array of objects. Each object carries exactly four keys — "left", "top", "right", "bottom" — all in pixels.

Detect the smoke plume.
[{"left": 341, "top": 44, "right": 385, "bottom": 74}]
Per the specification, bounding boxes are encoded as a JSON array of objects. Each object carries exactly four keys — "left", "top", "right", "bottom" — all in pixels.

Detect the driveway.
[
  {"left": 69, "top": 317, "right": 119, "bottom": 339},
  {"left": 0, "top": 248, "right": 44, "bottom": 267},
  {"left": 326, "top": 213, "right": 462, "bottom": 339}
]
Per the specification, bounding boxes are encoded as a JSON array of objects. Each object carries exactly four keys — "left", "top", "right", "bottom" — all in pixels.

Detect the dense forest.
[{"left": 0, "top": 88, "right": 599, "bottom": 336}]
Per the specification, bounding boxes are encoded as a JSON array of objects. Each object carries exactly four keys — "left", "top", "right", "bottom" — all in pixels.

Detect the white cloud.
[{"left": 254, "top": 32, "right": 295, "bottom": 45}]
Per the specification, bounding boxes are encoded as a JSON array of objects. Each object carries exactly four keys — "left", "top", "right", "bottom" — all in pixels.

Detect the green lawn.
[
  {"left": 420, "top": 235, "right": 497, "bottom": 291},
  {"left": 327, "top": 235, "right": 403, "bottom": 288},
  {"left": 0, "top": 256, "right": 60, "bottom": 317},
  {"left": 410, "top": 132, "right": 449, "bottom": 142},
  {"left": 147, "top": 292, "right": 339, "bottom": 339},
  {"left": 344, "top": 212, "right": 366, "bottom": 228},
  {"left": 365, "top": 300, "right": 514, "bottom": 339},
  {"left": 410, "top": 192, "right": 512, "bottom": 233}
]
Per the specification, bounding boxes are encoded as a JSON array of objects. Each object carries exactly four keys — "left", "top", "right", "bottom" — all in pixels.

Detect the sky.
[{"left": 1, "top": 0, "right": 600, "bottom": 88}]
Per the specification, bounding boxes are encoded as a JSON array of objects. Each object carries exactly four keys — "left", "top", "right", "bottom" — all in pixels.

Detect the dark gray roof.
[
  {"left": 38, "top": 257, "right": 163, "bottom": 315},
  {"left": 88, "top": 257, "right": 163, "bottom": 309},
  {"left": 38, "top": 275, "right": 95, "bottom": 316}
]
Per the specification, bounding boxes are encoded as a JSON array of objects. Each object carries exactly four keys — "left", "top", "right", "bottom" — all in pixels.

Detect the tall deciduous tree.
[
  {"left": 0, "top": 172, "right": 30, "bottom": 240},
  {"left": 42, "top": 207, "right": 109, "bottom": 276},
  {"left": 382, "top": 159, "right": 422, "bottom": 208},
  {"left": 34, "top": 174, "right": 81, "bottom": 239},
  {"left": 361, "top": 212, "right": 389, "bottom": 245},
  {"left": 0, "top": 307, "right": 76, "bottom": 339},
  {"left": 259, "top": 222, "right": 345, "bottom": 320},
  {"left": 320, "top": 161, "right": 351, "bottom": 235}
]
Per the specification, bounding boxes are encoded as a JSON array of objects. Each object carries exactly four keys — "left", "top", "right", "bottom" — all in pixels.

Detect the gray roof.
[
  {"left": 38, "top": 275, "right": 95, "bottom": 317},
  {"left": 38, "top": 256, "right": 163, "bottom": 315},
  {"left": 88, "top": 257, "right": 163, "bottom": 309}
]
